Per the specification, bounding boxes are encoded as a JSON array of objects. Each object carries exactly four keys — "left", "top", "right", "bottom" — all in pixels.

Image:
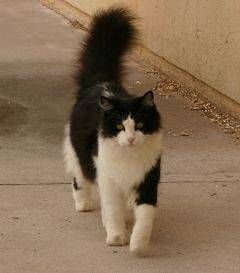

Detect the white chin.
[
  {"left": 118, "top": 142, "right": 131, "bottom": 147},
  {"left": 121, "top": 142, "right": 137, "bottom": 147}
]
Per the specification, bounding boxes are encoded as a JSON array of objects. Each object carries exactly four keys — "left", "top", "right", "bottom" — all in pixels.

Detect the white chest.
[{"left": 96, "top": 131, "right": 163, "bottom": 196}]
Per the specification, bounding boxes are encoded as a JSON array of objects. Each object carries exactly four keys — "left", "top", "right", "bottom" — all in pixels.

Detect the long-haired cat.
[{"left": 63, "top": 7, "right": 163, "bottom": 255}]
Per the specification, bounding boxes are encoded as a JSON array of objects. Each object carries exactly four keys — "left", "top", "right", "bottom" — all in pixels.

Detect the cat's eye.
[
  {"left": 136, "top": 122, "right": 144, "bottom": 129},
  {"left": 116, "top": 124, "right": 124, "bottom": 130}
]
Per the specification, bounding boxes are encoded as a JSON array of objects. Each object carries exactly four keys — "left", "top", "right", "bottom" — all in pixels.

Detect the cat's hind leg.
[
  {"left": 63, "top": 126, "right": 94, "bottom": 212},
  {"left": 72, "top": 176, "right": 94, "bottom": 212}
]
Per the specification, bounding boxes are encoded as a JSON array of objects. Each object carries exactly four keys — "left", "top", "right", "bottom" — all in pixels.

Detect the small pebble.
[
  {"left": 210, "top": 192, "right": 217, "bottom": 197},
  {"left": 180, "top": 131, "right": 190, "bottom": 136}
]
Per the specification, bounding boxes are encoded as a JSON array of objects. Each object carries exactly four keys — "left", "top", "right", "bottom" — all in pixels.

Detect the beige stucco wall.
[
  {"left": 65, "top": 0, "right": 240, "bottom": 105},
  {"left": 65, "top": 0, "right": 136, "bottom": 14}
]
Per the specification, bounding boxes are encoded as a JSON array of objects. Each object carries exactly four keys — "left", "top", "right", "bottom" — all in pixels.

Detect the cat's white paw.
[
  {"left": 130, "top": 235, "right": 149, "bottom": 256},
  {"left": 75, "top": 200, "right": 94, "bottom": 212},
  {"left": 106, "top": 231, "right": 128, "bottom": 246},
  {"left": 130, "top": 244, "right": 147, "bottom": 256}
]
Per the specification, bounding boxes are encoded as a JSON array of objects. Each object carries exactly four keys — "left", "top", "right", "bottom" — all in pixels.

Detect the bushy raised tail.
[{"left": 76, "top": 7, "right": 138, "bottom": 91}]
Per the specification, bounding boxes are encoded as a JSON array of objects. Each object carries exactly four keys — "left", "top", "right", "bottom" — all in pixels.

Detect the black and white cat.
[{"left": 63, "top": 7, "right": 163, "bottom": 255}]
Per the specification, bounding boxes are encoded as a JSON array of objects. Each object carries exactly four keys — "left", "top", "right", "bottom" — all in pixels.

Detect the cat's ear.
[
  {"left": 142, "top": 91, "right": 154, "bottom": 106},
  {"left": 99, "top": 96, "right": 114, "bottom": 111}
]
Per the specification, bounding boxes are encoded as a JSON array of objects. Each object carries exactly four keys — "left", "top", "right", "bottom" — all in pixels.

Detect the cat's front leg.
[
  {"left": 98, "top": 176, "right": 128, "bottom": 246},
  {"left": 130, "top": 158, "right": 160, "bottom": 255},
  {"left": 130, "top": 204, "right": 156, "bottom": 255}
]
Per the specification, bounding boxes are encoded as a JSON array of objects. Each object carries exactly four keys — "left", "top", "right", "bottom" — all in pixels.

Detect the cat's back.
[{"left": 70, "top": 85, "right": 102, "bottom": 133}]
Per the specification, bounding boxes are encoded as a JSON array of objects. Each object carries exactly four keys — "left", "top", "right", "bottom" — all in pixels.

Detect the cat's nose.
[{"left": 127, "top": 136, "right": 135, "bottom": 144}]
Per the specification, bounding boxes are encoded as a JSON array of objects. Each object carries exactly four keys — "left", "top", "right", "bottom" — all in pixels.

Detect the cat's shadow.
[{"left": 148, "top": 204, "right": 222, "bottom": 258}]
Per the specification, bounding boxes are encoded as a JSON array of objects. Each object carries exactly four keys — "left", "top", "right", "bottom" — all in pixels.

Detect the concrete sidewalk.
[{"left": 0, "top": 1, "right": 239, "bottom": 273}]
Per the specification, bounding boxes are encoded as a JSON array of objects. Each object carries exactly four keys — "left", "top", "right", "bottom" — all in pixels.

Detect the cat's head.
[{"left": 99, "top": 91, "right": 161, "bottom": 147}]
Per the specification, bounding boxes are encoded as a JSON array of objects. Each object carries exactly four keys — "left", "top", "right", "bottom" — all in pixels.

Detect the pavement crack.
[
  {"left": 0, "top": 180, "right": 238, "bottom": 186},
  {"left": 0, "top": 182, "right": 70, "bottom": 186}
]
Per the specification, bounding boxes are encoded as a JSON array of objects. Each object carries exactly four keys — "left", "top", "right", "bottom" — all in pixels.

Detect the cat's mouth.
[{"left": 119, "top": 141, "right": 139, "bottom": 148}]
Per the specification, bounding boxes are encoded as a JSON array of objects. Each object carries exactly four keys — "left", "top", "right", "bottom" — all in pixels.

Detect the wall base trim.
[{"left": 137, "top": 46, "right": 240, "bottom": 119}]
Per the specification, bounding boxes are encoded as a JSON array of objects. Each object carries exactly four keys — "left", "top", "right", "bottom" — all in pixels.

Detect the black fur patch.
[
  {"left": 75, "top": 8, "right": 138, "bottom": 92},
  {"left": 135, "top": 158, "right": 161, "bottom": 206},
  {"left": 73, "top": 177, "right": 81, "bottom": 190}
]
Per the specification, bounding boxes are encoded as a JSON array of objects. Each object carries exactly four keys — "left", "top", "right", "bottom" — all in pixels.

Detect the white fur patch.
[{"left": 96, "top": 128, "right": 163, "bottom": 196}]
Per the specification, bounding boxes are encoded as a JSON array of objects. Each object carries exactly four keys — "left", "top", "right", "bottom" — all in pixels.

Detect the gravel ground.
[{"left": 145, "top": 68, "right": 240, "bottom": 141}]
